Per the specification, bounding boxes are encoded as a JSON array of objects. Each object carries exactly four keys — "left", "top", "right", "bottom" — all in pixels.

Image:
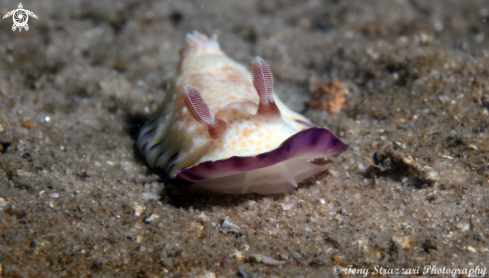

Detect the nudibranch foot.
[
  {"left": 173, "top": 127, "right": 348, "bottom": 195},
  {"left": 137, "top": 31, "right": 349, "bottom": 195},
  {"left": 193, "top": 160, "right": 324, "bottom": 195}
]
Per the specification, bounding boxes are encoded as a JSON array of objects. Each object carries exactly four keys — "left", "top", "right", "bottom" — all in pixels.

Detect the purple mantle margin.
[{"left": 173, "top": 127, "right": 349, "bottom": 182}]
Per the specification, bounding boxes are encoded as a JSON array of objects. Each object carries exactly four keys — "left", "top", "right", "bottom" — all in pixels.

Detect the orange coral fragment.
[{"left": 309, "top": 81, "right": 346, "bottom": 114}]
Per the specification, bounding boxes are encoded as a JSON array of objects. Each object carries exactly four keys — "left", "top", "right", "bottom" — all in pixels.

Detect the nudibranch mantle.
[{"left": 137, "top": 31, "right": 348, "bottom": 194}]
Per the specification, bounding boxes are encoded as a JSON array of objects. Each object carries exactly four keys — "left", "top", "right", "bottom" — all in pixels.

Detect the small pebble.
[
  {"left": 195, "top": 272, "right": 216, "bottom": 278},
  {"left": 236, "top": 270, "right": 247, "bottom": 277},
  {"left": 418, "top": 166, "right": 439, "bottom": 184},
  {"left": 169, "top": 11, "right": 184, "bottom": 26},
  {"left": 133, "top": 203, "right": 145, "bottom": 216},
  {"left": 221, "top": 217, "right": 240, "bottom": 234},
  {"left": 0, "top": 198, "right": 9, "bottom": 210},
  {"left": 49, "top": 193, "right": 59, "bottom": 198},
  {"left": 257, "top": 254, "right": 286, "bottom": 265},
  {"left": 457, "top": 222, "right": 470, "bottom": 231},
  {"left": 473, "top": 124, "right": 484, "bottom": 133},
  {"left": 402, "top": 156, "right": 415, "bottom": 167},
  {"left": 392, "top": 235, "right": 411, "bottom": 248},
  {"left": 141, "top": 192, "right": 160, "bottom": 200},
  {"left": 373, "top": 152, "right": 381, "bottom": 165},
  {"left": 441, "top": 155, "right": 454, "bottom": 160},
  {"left": 144, "top": 214, "right": 159, "bottom": 223},
  {"left": 234, "top": 250, "right": 244, "bottom": 261},
  {"left": 459, "top": 40, "right": 469, "bottom": 50},
  {"left": 279, "top": 202, "right": 294, "bottom": 210},
  {"left": 248, "top": 254, "right": 262, "bottom": 263}
]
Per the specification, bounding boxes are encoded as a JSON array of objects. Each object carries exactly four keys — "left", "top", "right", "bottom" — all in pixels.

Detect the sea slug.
[{"left": 137, "top": 31, "right": 348, "bottom": 194}]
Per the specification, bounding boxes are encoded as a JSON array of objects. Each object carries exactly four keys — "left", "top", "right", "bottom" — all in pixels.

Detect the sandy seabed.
[{"left": 0, "top": 0, "right": 489, "bottom": 277}]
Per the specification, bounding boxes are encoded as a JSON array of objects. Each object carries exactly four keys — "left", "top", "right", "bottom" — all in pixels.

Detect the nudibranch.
[{"left": 137, "top": 31, "right": 348, "bottom": 194}]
